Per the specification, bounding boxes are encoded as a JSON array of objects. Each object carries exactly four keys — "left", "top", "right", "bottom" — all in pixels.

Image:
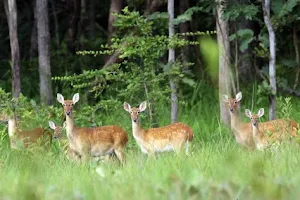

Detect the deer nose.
[
  {"left": 253, "top": 122, "right": 257, "bottom": 127},
  {"left": 133, "top": 118, "right": 137, "bottom": 122},
  {"left": 66, "top": 111, "right": 71, "bottom": 116},
  {"left": 230, "top": 108, "right": 234, "bottom": 112}
]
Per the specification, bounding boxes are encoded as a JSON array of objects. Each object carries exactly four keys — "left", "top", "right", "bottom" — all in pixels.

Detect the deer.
[
  {"left": 0, "top": 114, "right": 52, "bottom": 149},
  {"left": 222, "top": 92, "right": 254, "bottom": 149},
  {"left": 245, "top": 108, "right": 269, "bottom": 150},
  {"left": 48, "top": 120, "right": 80, "bottom": 161},
  {"left": 56, "top": 93, "right": 128, "bottom": 163},
  {"left": 223, "top": 92, "right": 298, "bottom": 149},
  {"left": 123, "top": 101, "right": 194, "bottom": 158}
]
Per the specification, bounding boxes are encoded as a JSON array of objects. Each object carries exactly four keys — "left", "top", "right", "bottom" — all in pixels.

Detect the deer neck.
[
  {"left": 8, "top": 117, "right": 17, "bottom": 137},
  {"left": 132, "top": 120, "right": 145, "bottom": 140},
  {"left": 65, "top": 114, "right": 76, "bottom": 137},
  {"left": 230, "top": 110, "right": 242, "bottom": 128},
  {"left": 252, "top": 125, "right": 267, "bottom": 150},
  {"left": 252, "top": 125, "right": 264, "bottom": 141}
]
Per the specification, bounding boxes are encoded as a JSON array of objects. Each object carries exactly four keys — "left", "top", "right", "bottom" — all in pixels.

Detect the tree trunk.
[
  {"left": 4, "top": 0, "right": 21, "bottom": 98},
  {"left": 145, "top": 0, "right": 165, "bottom": 15},
  {"left": 262, "top": 0, "right": 276, "bottom": 120},
  {"left": 50, "top": 0, "right": 60, "bottom": 50},
  {"left": 105, "top": 0, "right": 123, "bottom": 65},
  {"left": 216, "top": 0, "right": 231, "bottom": 125},
  {"left": 30, "top": 0, "right": 38, "bottom": 59},
  {"left": 168, "top": 0, "right": 178, "bottom": 123},
  {"left": 89, "top": 0, "right": 96, "bottom": 39},
  {"left": 66, "top": 0, "right": 81, "bottom": 54},
  {"left": 107, "top": 0, "right": 123, "bottom": 42},
  {"left": 37, "top": 0, "right": 53, "bottom": 105},
  {"left": 293, "top": 25, "right": 300, "bottom": 90}
]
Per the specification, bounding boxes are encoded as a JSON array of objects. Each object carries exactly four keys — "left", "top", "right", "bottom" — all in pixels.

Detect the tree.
[
  {"left": 66, "top": 0, "right": 81, "bottom": 54},
  {"left": 217, "top": 0, "right": 231, "bottom": 125},
  {"left": 4, "top": 0, "right": 21, "bottom": 98},
  {"left": 37, "top": 0, "right": 53, "bottom": 105},
  {"left": 168, "top": 0, "right": 178, "bottom": 123},
  {"left": 262, "top": 0, "right": 276, "bottom": 120},
  {"left": 107, "top": 0, "right": 124, "bottom": 42}
]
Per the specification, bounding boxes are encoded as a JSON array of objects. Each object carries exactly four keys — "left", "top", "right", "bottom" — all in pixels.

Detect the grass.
[{"left": 1, "top": 94, "right": 300, "bottom": 199}]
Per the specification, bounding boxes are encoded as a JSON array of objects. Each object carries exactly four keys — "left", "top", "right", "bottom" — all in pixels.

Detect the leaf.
[
  {"left": 182, "top": 77, "right": 196, "bottom": 87},
  {"left": 240, "top": 37, "right": 253, "bottom": 52},
  {"left": 147, "top": 12, "right": 168, "bottom": 20},
  {"left": 229, "top": 34, "right": 237, "bottom": 41},
  {"left": 173, "top": 6, "right": 203, "bottom": 25}
]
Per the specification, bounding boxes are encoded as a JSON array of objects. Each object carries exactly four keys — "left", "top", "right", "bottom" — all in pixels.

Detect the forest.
[{"left": 0, "top": 0, "right": 300, "bottom": 199}]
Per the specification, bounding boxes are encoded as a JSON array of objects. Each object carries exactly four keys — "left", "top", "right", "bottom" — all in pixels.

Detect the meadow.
[{"left": 1, "top": 89, "right": 300, "bottom": 200}]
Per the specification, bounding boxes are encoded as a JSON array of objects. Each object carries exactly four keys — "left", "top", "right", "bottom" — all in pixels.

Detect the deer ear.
[
  {"left": 236, "top": 92, "right": 242, "bottom": 102},
  {"left": 123, "top": 102, "right": 131, "bottom": 112},
  {"left": 245, "top": 109, "right": 252, "bottom": 118},
  {"left": 257, "top": 108, "right": 264, "bottom": 118},
  {"left": 48, "top": 121, "right": 56, "bottom": 130},
  {"left": 72, "top": 93, "right": 80, "bottom": 104},
  {"left": 139, "top": 101, "right": 147, "bottom": 112},
  {"left": 57, "top": 93, "right": 64, "bottom": 104},
  {"left": 222, "top": 94, "right": 229, "bottom": 103}
]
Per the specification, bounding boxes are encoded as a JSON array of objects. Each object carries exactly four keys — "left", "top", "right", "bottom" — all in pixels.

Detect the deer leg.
[{"left": 114, "top": 147, "right": 126, "bottom": 164}]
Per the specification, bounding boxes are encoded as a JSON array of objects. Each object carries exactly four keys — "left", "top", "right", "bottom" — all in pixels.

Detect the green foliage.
[
  {"left": 229, "top": 29, "right": 254, "bottom": 52},
  {"left": 277, "top": 96, "right": 293, "bottom": 119},
  {"left": 223, "top": 4, "right": 259, "bottom": 21},
  {"left": 199, "top": 36, "right": 219, "bottom": 81},
  {"left": 54, "top": 7, "right": 203, "bottom": 124},
  {"left": 173, "top": 6, "right": 203, "bottom": 25}
]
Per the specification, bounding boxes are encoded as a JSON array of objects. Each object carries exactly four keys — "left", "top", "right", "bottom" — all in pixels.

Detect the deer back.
[
  {"left": 144, "top": 122, "right": 193, "bottom": 143},
  {"left": 72, "top": 125, "right": 128, "bottom": 148},
  {"left": 260, "top": 119, "right": 299, "bottom": 139}
]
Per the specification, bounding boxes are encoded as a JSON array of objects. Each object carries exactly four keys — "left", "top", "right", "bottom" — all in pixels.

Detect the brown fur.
[
  {"left": 8, "top": 116, "right": 52, "bottom": 149},
  {"left": 224, "top": 92, "right": 298, "bottom": 149},
  {"left": 124, "top": 102, "right": 194, "bottom": 157},
  {"left": 57, "top": 93, "right": 128, "bottom": 163}
]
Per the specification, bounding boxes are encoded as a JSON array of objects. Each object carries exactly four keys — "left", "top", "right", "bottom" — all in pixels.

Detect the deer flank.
[
  {"left": 124, "top": 101, "right": 194, "bottom": 157},
  {"left": 57, "top": 93, "right": 128, "bottom": 163}
]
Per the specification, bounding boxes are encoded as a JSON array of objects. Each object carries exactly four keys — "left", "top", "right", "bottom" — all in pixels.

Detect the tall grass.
[{"left": 1, "top": 92, "right": 300, "bottom": 199}]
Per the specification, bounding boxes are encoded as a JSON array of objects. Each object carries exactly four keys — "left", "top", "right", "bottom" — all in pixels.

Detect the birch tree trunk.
[
  {"left": 37, "top": 0, "right": 53, "bottom": 105},
  {"left": 168, "top": 0, "right": 178, "bottom": 123},
  {"left": 216, "top": 0, "right": 231, "bottom": 125},
  {"left": 262, "top": 0, "right": 276, "bottom": 120},
  {"left": 4, "top": 0, "right": 21, "bottom": 98}
]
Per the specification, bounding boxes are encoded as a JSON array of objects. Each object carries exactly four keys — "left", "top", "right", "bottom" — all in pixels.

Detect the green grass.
[{"left": 1, "top": 96, "right": 300, "bottom": 200}]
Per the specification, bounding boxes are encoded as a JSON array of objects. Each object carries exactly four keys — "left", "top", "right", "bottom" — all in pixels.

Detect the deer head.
[
  {"left": 49, "top": 121, "right": 66, "bottom": 139},
  {"left": 123, "top": 101, "right": 147, "bottom": 123},
  {"left": 57, "top": 93, "right": 79, "bottom": 116},
  {"left": 245, "top": 108, "right": 264, "bottom": 128},
  {"left": 222, "top": 92, "right": 242, "bottom": 114}
]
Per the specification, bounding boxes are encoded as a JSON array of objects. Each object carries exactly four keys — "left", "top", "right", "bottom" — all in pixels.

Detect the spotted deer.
[
  {"left": 223, "top": 92, "right": 298, "bottom": 149},
  {"left": 222, "top": 92, "right": 254, "bottom": 149},
  {"left": 123, "top": 101, "right": 194, "bottom": 158},
  {"left": 245, "top": 108, "right": 269, "bottom": 150},
  {"left": 57, "top": 93, "right": 128, "bottom": 163},
  {"left": 0, "top": 114, "right": 52, "bottom": 149},
  {"left": 49, "top": 121, "right": 80, "bottom": 161}
]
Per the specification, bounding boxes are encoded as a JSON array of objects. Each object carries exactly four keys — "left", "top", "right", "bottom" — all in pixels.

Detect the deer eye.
[
  {"left": 234, "top": 101, "right": 237, "bottom": 104},
  {"left": 63, "top": 104, "right": 66, "bottom": 106},
  {"left": 130, "top": 111, "right": 133, "bottom": 114},
  {"left": 71, "top": 103, "right": 73, "bottom": 106},
  {"left": 137, "top": 111, "right": 140, "bottom": 114}
]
